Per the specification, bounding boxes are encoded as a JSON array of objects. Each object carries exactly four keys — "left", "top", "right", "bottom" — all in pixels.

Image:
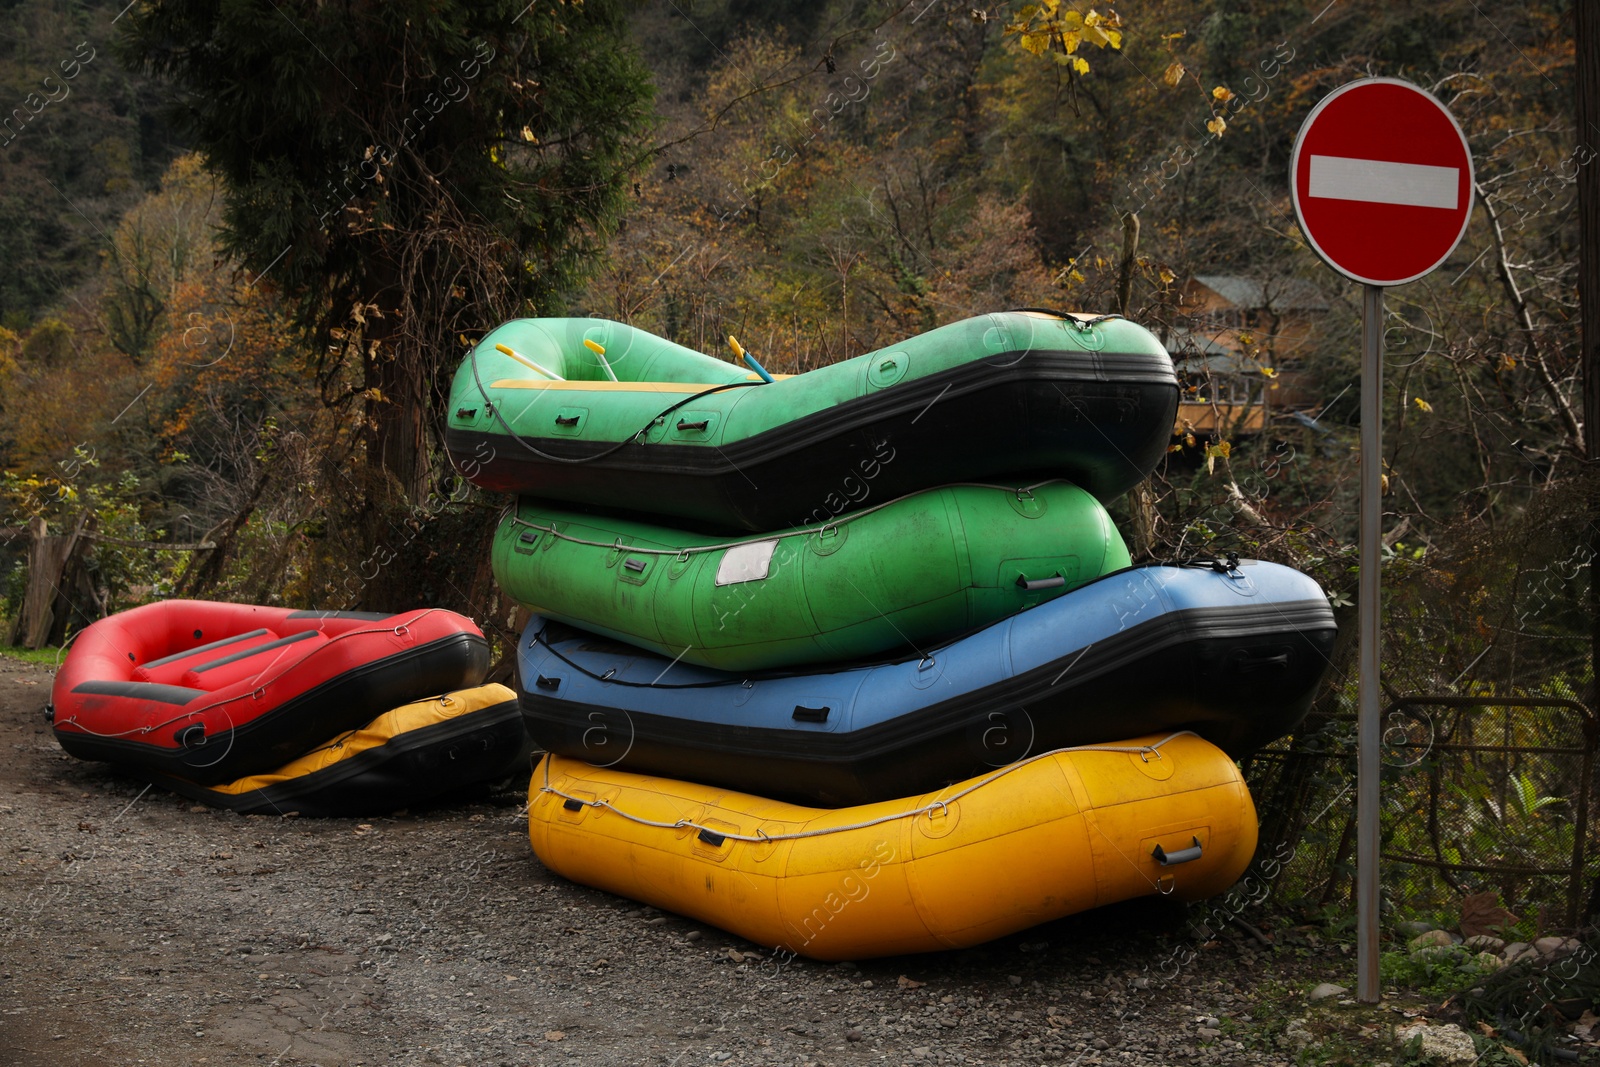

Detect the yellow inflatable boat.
[
  {"left": 148, "top": 684, "right": 528, "bottom": 815},
  {"left": 527, "top": 732, "right": 1257, "bottom": 960}
]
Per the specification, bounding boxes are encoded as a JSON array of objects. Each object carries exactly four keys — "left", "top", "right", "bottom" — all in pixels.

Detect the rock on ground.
[{"left": 1394, "top": 1022, "right": 1479, "bottom": 1065}]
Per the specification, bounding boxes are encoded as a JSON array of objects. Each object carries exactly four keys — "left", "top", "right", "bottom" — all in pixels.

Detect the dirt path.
[{"left": 2, "top": 656, "right": 1374, "bottom": 1066}]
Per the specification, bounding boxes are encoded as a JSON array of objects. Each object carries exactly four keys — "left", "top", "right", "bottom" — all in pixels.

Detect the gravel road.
[{"left": 1, "top": 656, "right": 1383, "bottom": 1066}]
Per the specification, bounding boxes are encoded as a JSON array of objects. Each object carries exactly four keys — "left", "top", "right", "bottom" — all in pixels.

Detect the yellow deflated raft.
[
  {"left": 528, "top": 732, "right": 1256, "bottom": 960},
  {"left": 149, "top": 684, "right": 528, "bottom": 816}
]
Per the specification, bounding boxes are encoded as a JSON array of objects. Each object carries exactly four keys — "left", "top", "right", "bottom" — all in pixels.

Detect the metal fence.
[{"left": 1245, "top": 694, "right": 1599, "bottom": 935}]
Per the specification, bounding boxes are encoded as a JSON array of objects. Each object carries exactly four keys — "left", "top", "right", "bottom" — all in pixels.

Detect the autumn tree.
[
  {"left": 101, "top": 153, "right": 219, "bottom": 364},
  {"left": 116, "top": 0, "right": 655, "bottom": 513}
]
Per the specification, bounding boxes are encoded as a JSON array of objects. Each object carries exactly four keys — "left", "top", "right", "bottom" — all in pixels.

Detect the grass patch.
[{"left": 0, "top": 644, "right": 62, "bottom": 666}]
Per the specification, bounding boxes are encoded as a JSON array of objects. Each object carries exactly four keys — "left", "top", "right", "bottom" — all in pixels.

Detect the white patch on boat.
[{"left": 716, "top": 540, "right": 779, "bottom": 586}]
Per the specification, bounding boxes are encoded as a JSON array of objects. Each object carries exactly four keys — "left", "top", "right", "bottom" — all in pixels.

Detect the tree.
[
  {"left": 102, "top": 153, "right": 220, "bottom": 364},
  {"left": 116, "top": 0, "right": 655, "bottom": 507}
]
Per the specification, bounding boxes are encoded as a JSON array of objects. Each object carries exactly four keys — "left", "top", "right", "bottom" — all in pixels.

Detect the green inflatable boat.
[
  {"left": 447, "top": 310, "right": 1177, "bottom": 531},
  {"left": 492, "top": 480, "right": 1131, "bottom": 671}
]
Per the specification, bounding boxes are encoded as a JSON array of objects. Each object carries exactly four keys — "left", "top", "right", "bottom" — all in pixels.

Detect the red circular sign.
[{"left": 1290, "top": 78, "right": 1474, "bottom": 286}]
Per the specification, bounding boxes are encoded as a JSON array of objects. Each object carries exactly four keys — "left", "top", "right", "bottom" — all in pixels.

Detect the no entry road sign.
[
  {"left": 1291, "top": 77, "right": 1479, "bottom": 1010},
  {"left": 1290, "top": 77, "right": 1474, "bottom": 286}
]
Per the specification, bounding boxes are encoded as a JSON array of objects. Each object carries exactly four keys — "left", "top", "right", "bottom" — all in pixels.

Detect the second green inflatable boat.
[{"left": 492, "top": 480, "right": 1131, "bottom": 672}]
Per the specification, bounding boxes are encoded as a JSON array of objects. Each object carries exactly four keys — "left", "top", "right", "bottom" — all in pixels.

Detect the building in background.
[{"left": 1168, "top": 273, "right": 1328, "bottom": 441}]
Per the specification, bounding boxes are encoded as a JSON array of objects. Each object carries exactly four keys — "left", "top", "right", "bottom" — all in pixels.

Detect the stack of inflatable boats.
[
  {"left": 49, "top": 602, "right": 528, "bottom": 815},
  {"left": 449, "top": 309, "right": 1338, "bottom": 960}
]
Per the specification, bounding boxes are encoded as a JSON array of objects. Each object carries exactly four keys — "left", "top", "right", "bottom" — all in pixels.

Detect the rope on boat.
[
  {"left": 523, "top": 554, "right": 1259, "bottom": 691},
  {"left": 504, "top": 480, "right": 1064, "bottom": 557},
  {"left": 535, "top": 731, "right": 1196, "bottom": 845},
  {"left": 464, "top": 340, "right": 762, "bottom": 467},
  {"left": 53, "top": 608, "right": 457, "bottom": 744}
]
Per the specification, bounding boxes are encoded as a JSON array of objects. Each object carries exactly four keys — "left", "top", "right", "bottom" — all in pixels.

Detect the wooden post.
[{"left": 13, "top": 514, "right": 91, "bottom": 650}]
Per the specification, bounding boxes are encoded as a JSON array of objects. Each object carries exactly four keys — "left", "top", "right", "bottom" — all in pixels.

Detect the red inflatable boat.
[{"left": 50, "top": 601, "right": 491, "bottom": 784}]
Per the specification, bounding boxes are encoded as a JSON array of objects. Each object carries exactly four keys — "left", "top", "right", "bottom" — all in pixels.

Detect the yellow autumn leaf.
[
  {"left": 1206, "top": 114, "right": 1227, "bottom": 136},
  {"left": 1159, "top": 267, "right": 1176, "bottom": 284},
  {"left": 1084, "top": 9, "right": 1120, "bottom": 48},
  {"left": 1020, "top": 30, "right": 1052, "bottom": 55},
  {"left": 1260, "top": 366, "right": 1278, "bottom": 378},
  {"left": 1212, "top": 85, "right": 1234, "bottom": 102},
  {"left": 1058, "top": 8, "right": 1082, "bottom": 28},
  {"left": 521, "top": 126, "right": 538, "bottom": 143},
  {"left": 1072, "top": 56, "right": 1090, "bottom": 74},
  {"left": 1413, "top": 397, "right": 1433, "bottom": 413},
  {"left": 1163, "top": 61, "right": 1185, "bottom": 87},
  {"left": 1059, "top": 28, "right": 1081, "bottom": 52}
]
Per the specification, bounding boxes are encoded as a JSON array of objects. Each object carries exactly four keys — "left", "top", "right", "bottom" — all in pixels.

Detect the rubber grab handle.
[
  {"left": 1152, "top": 836, "right": 1203, "bottom": 866},
  {"left": 1235, "top": 650, "right": 1291, "bottom": 674},
  {"left": 1015, "top": 573, "right": 1066, "bottom": 591},
  {"left": 676, "top": 419, "right": 710, "bottom": 431}
]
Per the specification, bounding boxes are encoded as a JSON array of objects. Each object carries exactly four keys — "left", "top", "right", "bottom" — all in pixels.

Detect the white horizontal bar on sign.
[{"left": 1307, "top": 155, "right": 1459, "bottom": 209}]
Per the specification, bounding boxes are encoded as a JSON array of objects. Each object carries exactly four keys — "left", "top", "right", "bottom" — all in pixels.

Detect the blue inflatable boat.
[{"left": 516, "top": 558, "right": 1336, "bottom": 806}]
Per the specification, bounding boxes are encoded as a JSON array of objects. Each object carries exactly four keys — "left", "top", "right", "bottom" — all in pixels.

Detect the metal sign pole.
[{"left": 1356, "top": 281, "right": 1384, "bottom": 1003}]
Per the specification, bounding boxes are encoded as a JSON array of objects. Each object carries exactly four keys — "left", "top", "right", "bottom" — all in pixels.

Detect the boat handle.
[
  {"left": 1016, "top": 573, "right": 1066, "bottom": 591},
  {"left": 535, "top": 675, "right": 561, "bottom": 691},
  {"left": 555, "top": 415, "right": 580, "bottom": 427},
  {"left": 1234, "top": 649, "right": 1291, "bottom": 673},
  {"left": 455, "top": 407, "right": 477, "bottom": 419},
  {"left": 676, "top": 419, "right": 710, "bottom": 432},
  {"left": 792, "top": 705, "right": 830, "bottom": 723},
  {"left": 1152, "top": 836, "right": 1203, "bottom": 866},
  {"left": 623, "top": 557, "right": 647, "bottom": 573}
]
